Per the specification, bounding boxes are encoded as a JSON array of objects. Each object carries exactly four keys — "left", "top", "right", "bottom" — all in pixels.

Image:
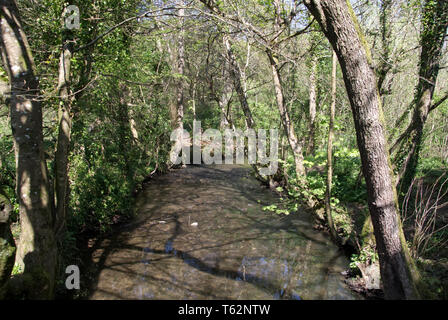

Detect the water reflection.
[{"left": 88, "top": 165, "right": 360, "bottom": 300}]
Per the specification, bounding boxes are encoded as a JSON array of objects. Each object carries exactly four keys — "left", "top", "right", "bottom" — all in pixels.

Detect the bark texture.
[
  {"left": 0, "top": 0, "right": 57, "bottom": 298},
  {"left": 304, "top": 0, "right": 420, "bottom": 299},
  {"left": 307, "top": 55, "right": 318, "bottom": 156},
  {"left": 266, "top": 49, "right": 306, "bottom": 177},
  {"left": 219, "top": 66, "right": 233, "bottom": 130},
  {"left": 54, "top": 41, "right": 73, "bottom": 239}
]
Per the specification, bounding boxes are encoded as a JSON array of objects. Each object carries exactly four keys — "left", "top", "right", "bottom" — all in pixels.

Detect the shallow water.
[{"left": 88, "top": 165, "right": 360, "bottom": 300}]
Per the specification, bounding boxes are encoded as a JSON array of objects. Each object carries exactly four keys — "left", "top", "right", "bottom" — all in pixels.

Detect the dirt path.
[{"left": 87, "top": 165, "right": 359, "bottom": 300}]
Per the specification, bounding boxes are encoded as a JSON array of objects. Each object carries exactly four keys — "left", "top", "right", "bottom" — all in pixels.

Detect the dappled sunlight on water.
[{"left": 88, "top": 165, "right": 360, "bottom": 300}]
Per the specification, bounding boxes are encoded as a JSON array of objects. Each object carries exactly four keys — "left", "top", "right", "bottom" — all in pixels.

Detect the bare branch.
[{"left": 429, "top": 92, "right": 448, "bottom": 112}]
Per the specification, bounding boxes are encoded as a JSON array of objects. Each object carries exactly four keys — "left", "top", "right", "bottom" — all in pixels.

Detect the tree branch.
[{"left": 429, "top": 92, "right": 448, "bottom": 113}]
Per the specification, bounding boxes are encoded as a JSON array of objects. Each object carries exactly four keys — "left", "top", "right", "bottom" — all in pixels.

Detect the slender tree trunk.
[
  {"left": 190, "top": 71, "right": 199, "bottom": 122},
  {"left": 118, "top": 83, "right": 134, "bottom": 183},
  {"left": 175, "top": 6, "right": 185, "bottom": 134},
  {"left": 54, "top": 41, "right": 73, "bottom": 239},
  {"left": 223, "top": 34, "right": 255, "bottom": 129},
  {"left": 0, "top": 0, "right": 57, "bottom": 298},
  {"left": 210, "top": 59, "right": 232, "bottom": 130},
  {"left": 266, "top": 49, "right": 306, "bottom": 177},
  {"left": 304, "top": 0, "right": 420, "bottom": 299},
  {"left": 166, "top": 6, "right": 186, "bottom": 166},
  {"left": 128, "top": 108, "right": 139, "bottom": 143},
  {"left": 241, "top": 40, "right": 251, "bottom": 97},
  {"left": 269, "top": 0, "right": 307, "bottom": 178},
  {"left": 307, "top": 55, "right": 317, "bottom": 156},
  {"left": 218, "top": 70, "right": 232, "bottom": 131},
  {"left": 325, "top": 51, "right": 337, "bottom": 241},
  {"left": 392, "top": 0, "right": 448, "bottom": 196},
  {"left": 217, "top": 63, "right": 232, "bottom": 131},
  {"left": 377, "top": 0, "right": 393, "bottom": 99},
  {"left": 166, "top": 43, "right": 178, "bottom": 129},
  {"left": 223, "top": 33, "right": 270, "bottom": 182}
]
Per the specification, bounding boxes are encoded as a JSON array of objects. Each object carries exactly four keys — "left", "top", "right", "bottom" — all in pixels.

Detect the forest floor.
[{"left": 76, "top": 164, "right": 362, "bottom": 300}]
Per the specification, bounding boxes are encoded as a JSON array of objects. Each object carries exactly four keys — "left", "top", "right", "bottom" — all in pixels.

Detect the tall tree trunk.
[
  {"left": 190, "top": 70, "right": 199, "bottom": 122},
  {"left": 54, "top": 41, "right": 73, "bottom": 239},
  {"left": 0, "top": 0, "right": 57, "bottom": 298},
  {"left": 118, "top": 83, "right": 134, "bottom": 183},
  {"left": 223, "top": 33, "right": 269, "bottom": 182},
  {"left": 307, "top": 55, "right": 317, "bottom": 156},
  {"left": 377, "top": 0, "right": 393, "bottom": 99},
  {"left": 269, "top": 0, "right": 306, "bottom": 178},
  {"left": 166, "top": 31, "right": 184, "bottom": 133},
  {"left": 325, "top": 51, "right": 337, "bottom": 241},
  {"left": 175, "top": 6, "right": 185, "bottom": 134},
  {"left": 166, "top": 43, "right": 178, "bottom": 129},
  {"left": 218, "top": 66, "right": 232, "bottom": 131},
  {"left": 128, "top": 108, "right": 139, "bottom": 143},
  {"left": 392, "top": 0, "right": 448, "bottom": 196},
  {"left": 223, "top": 34, "right": 255, "bottom": 129},
  {"left": 304, "top": 0, "right": 420, "bottom": 299},
  {"left": 266, "top": 49, "right": 306, "bottom": 177}
]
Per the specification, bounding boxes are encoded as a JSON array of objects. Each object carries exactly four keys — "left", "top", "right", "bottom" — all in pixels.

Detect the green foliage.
[
  {"left": 0, "top": 120, "right": 17, "bottom": 223},
  {"left": 286, "top": 146, "right": 367, "bottom": 204},
  {"left": 67, "top": 24, "right": 171, "bottom": 233},
  {"left": 69, "top": 150, "right": 134, "bottom": 233},
  {"left": 350, "top": 246, "right": 379, "bottom": 271},
  {"left": 416, "top": 157, "right": 447, "bottom": 177},
  {"left": 332, "top": 205, "right": 353, "bottom": 239},
  {"left": 11, "top": 263, "right": 22, "bottom": 276},
  {"left": 1, "top": 0, "right": 446, "bottom": 299},
  {"left": 262, "top": 203, "right": 290, "bottom": 215},
  {"left": 333, "top": 146, "right": 367, "bottom": 203}
]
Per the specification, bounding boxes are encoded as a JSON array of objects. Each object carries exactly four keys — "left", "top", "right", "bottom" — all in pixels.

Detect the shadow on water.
[{"left": 84, "top": 165, "right": 361, "bottom": 300}]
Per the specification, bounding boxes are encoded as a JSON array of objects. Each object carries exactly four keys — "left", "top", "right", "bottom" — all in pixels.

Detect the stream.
[{"left": 87, "top": 164, "right": 360, "bottom": 300}]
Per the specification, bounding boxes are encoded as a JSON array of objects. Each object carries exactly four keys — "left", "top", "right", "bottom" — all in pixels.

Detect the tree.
[
  {"left": 391, "top": 0, "right": 448, "bottom": 196},
  {"left": 264, "top": 0, "right": 311, "bottom": 178},
  {"left": 199, "top": 0, "right": 309, "bottom": 180},
  {"left": 175, "top": 4, "right": 186, "bottom": 134},
  {"left": 306, "top": 29, "right": 318, "bottom": 156},
  {"left": 304, "top": 0, "right": 421, "bottom": 299},
  {"left": 53, "top": 25, "right": 74, "bottom": 239},
  {"left": 223, "top": 33, "right": 256, "bottom": 130},
  {"left": 325, "top": 50, "right": 337, "bottom": 241},
  {"left": 0, "top": 0, "right": 57, "bottom": 298}
]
